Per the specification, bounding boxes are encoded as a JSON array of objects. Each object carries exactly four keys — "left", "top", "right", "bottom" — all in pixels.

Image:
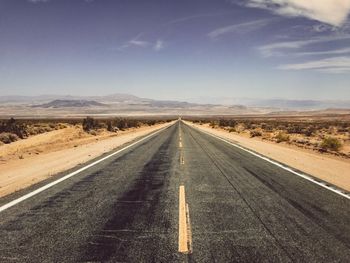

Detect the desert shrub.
[
  {"left": 58, "top": 123, "right": 67, "bottom": 129},
  {"left": 209, "top": 121, "right": 217, "bottom": 128},
  {"left": 303, "top": 127, "right": 315, "bottom": 137},
  {"left": 320, "top": 137, "right": 342, "bottom": 152},
  {"left": 111, "top": 118, "right": 143, "bottom": 130},
  {"left": 229, "top": 120, "right": 237, "bottom": 127},
  {"left": 218, "top": 119, "right": 237, "bottom": 128},
  {"left": 218, "top": 119, "right": 227, "bottom": 127},
  {"left": 250, "top": 124, "right": 258, "bottom": 129},
  {"left": 276, "top": 125, "right": 286, "bottom": 130},
  {"left": 286, "top": 124, "right": 303, "bottom": 134},
  {"left": 275, "top": 132, "right": 290, "bottom": 143},
  {"left": 145, "top": 120, "right": 156, "bottom": 126},
  {"left": 337, "top": 128, "right": 347, "bottom": 133},
  {"left": 82, "top": 117, "right": 100, "bottom": 132},
  {"left": 228, "top": 128, "right": 236, "bottom": 133},
  {"left": 89, "top": 130, "right": 97, "bottom": 136},
  {"left": 261, "top": 123, "right": 273, "bottom": 132},
  {"left": 250, "top": 130, "right": 262, "bottom": 137},
  {"left": 245, "top": 122, "right": 253, "bottom": 129},
  {"left": 114, "top": 118, "right": 128, "bottom": 130},
  {"left": 0, "top": 133, "right": 19, "bottom": 144},
  {"left": 219, "top": 120, "right": 230, "bottom": 128},
  {"left": 0, "top": 118, "right": 28, "bottom": 139},
  {"left": 106, "top": 121, "right": 113, "bottom": 132}
]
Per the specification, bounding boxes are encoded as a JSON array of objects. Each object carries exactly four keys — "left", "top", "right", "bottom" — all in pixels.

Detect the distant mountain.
[
  {"left": 148, "top": 100, "right": 194, "bottom": 108},
  {"left": 2, "top": 94, "right": 350, "bottom": 110},
  {"left": 1, "top": 94, "right": 350, "bottom": 117},
  {"left": 0, "top": 93, "right": 144, "bottom": 104},
  {"left": 188, "top": 97, "right": 350, "bottom": 110},
  {"left": 0, "top": 94, "right": 198, "bottom": 109},
  {"left": 32, "top": 100, "right": 107, "bottom": 108}
]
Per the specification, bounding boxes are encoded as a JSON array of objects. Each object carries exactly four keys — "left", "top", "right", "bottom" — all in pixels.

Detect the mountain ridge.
[
  {"left": 1, "top": 94, "right": 349, "bottom": 111},
  {"left": 32, "top": 100, "right": 107, "bottom": 108}
]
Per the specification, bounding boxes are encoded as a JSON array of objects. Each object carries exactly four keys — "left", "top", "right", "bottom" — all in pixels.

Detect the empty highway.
[{"left": 0, "top": 121, "right": 349, "bottom": 262}]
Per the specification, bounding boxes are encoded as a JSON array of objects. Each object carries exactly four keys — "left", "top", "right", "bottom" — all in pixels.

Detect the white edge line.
[
  {"left": 188, "top": 123, "right": 350, "bottom": 200},
  {"left": 0, "top": 123, "right": 174, "bottom": 213}
]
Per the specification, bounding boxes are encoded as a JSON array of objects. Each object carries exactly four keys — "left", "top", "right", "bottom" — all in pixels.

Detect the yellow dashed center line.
[
  {"left": 186, "top": 203, "right": 192, "bottom": 253},
  {"left": 180, "top": 152, "right": 185, "bottom": 165},
  {"left": 178, "top": 186, "right": 192, "bottom": 254}
]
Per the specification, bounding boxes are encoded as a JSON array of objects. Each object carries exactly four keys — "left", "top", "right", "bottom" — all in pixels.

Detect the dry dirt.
[
  {"left": 187, "top": 121, "right": 350, "bottom": 192},
  {"left": 0, "top": 123, "right": 172, "bottom": 197}
]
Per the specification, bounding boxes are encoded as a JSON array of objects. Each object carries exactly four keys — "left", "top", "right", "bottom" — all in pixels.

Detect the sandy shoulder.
[
  {"left": 0, "top": 122, "right": 172, "bottom": 197},
  {"left": 186, "top": 121, "right": 350, "bottom": 192}
]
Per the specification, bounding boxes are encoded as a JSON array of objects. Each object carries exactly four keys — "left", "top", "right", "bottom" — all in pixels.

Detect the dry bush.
[
  {"left": 303, "top": 127, "right": 315, "bottom": 137},
  {"left": 89, "top": 130, "right": 98, "bottom": 136},
  {"left": 210, "top": 121, "right": 217, "bottom": 128},
  {"left": 218, "top": 119, "right": 237, "bottom": 128},
  {"left": 275, "top": 132, "right": 290, "bottom": 143},
  {"left": 286, "top": 124, "right": 303, "bottom": 134},
  {"left": 0, "top": 118, "right": 28, "bottom": 139},
  {"left": 0, "top": 133, "right": 19, "bottom": 144},
  {"left": 320, "top": 137, "right": 342, "bottom": 152},
  {"left": 250, "top": 130, "right": 262, "bottom": 137},
  {"left": 82, "top": 117, "right": 101, "bottom": 132},
  {"left": 261, "top": 123, "right": 273, "bottom": 132}
]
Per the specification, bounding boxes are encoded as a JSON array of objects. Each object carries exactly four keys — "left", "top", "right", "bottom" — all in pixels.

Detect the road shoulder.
[
  {"left": 186, "top": 121, "right": 350, "bottom": 192},
  {"left": 0, "top": 122, "right": 173, "bottom": 197}
]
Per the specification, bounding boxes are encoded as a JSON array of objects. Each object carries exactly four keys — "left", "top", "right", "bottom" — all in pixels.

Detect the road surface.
[{"left": 0, "top": 121, "right": 349, "bottom": 262}]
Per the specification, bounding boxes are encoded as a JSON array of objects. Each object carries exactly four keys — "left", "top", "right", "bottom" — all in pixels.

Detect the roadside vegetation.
[
  {"left": 188, "top": 117, "right": 350, "bottom": 158},
  {"left": 0, "top": 117, "right": 173, "bottom": 145}
]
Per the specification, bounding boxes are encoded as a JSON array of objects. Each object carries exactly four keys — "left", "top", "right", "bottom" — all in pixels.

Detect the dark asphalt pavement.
[{"left": 0, "top": 121, "right": 349, "bottom": 262}]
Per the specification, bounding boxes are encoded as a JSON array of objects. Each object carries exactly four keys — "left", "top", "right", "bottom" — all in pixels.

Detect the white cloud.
[
  {"left": 118, "top": 35, "right": 165, "bottom": 52},
  {"left": 154, "top": 40, "right": 164, "bottom": 51},
  {"left": 258, "top": 34, "right": 350, "bottom": 57},
  {"left": 128, "top": 40, "right": 150, "bottom": 47},
  {"left": 278, "top": 56, "right": 350, "bottom": 73},
  {"left": 208, "top": 19, "right": 271, "bottom": 39},
  {"left": 295, "top": 47, "right": 350, "bottom": 57},
  {"left": 243, "top": 0, "right": 350, "bottom": 26}
]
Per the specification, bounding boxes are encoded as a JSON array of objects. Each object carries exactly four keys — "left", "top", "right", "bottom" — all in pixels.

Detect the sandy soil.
[
  {"left": 0, "top": 122, "right": 172, "bottom": 197},
  {"left": 187, "top": 122, "right": 350, "bottom": 192}
]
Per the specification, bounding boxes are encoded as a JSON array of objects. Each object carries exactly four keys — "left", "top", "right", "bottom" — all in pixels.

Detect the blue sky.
[{"left": 0, "top": 0, "right": 350, "bottom": 100}]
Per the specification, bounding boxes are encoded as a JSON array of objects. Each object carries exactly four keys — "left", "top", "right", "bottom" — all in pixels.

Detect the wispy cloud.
[
  {"left": 258, "top": 35, "right": 350, "bottom": 57},
  {"left": 118, "top": 33, "right": 149, "bottom": 50},
  {"left": 208, "top": 19, "right": 271, "bottom": 39},
  {"left": 118, "top": 34, "right": 164, "bottom": 52},
  {"left": 294, "top": 47, "right": 350, "bottom": 57},
  {"left": 154, "top": 40, "right": 164, "bottom": 51},
  {"left": 128, "top": 40, "right": 150, "bottom": 48},
  {"left": 278, "top": 56, "right": 350, "bottom": 73},
  {"left": 242, "top": 0, "right": 350, "bottom": 26}
]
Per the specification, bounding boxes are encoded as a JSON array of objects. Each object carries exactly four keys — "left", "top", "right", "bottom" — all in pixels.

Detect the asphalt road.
[{"left": 0, "top": 121, "right": 349, "bottom": 262}]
